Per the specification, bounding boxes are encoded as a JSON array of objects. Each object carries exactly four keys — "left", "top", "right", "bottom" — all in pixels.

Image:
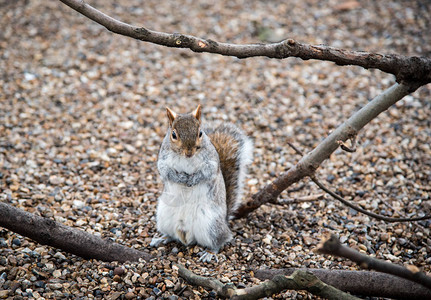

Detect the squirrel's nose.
[{"left": 185, "top": 149, "right": 195, "bottom": 157}]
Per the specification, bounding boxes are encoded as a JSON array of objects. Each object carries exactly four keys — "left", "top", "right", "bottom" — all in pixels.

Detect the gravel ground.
[{"left": 1, "top": 0, "right": 431, "bottom": 299}]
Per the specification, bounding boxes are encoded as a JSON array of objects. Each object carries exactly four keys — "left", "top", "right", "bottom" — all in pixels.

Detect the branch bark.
[
  {"left": 316, "top": 234, "right": 431, "bottom": 290},
  {"left": 255, "top": 268, "right": 431, "bottom": 299},
  {"left": 235, "top": 82, "right": 413, "bottom": 218},
  {"left": 177, "top": 264, "right": 359, "bottom": 300},
  {"left": 57, "top": 0, "right": 431, "bottom": 84},
  {"left": 0, "top": 202, "right": 151, "bottom": 263}
]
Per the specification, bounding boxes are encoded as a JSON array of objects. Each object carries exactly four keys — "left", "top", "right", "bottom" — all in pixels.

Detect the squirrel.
[{"left": 150, "top": 104, "right": 253, "bottom": 262}]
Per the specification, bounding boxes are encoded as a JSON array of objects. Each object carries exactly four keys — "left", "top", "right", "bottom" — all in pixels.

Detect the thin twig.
[
  {"left": 316, "top": 234, "right": 431, "bottom": 290},
  {"left": 279, "top": 193, "right": 325, "bottom": 205},
  {"left": 311, "top": 175, "right": 431, "bottom": 222},
  {"left": 287, "top": 141, "right": 304, "bottom": 156},
  {"left": 286, "top": 141, "right": 431, "bottom": 222}
]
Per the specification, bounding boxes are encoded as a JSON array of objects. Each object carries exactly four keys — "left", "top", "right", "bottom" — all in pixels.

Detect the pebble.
[
  {"left": 110, "top": 292, "right": 122, "bottom": 300},
  {"left": 113, "top": 267, "right": 125, "bottom": 276},
  {"left": 124, "top": 292, "right": 135, "bottom": 299},
  {"left": 380, "top": 233, "right": 390, "bottom": 242},
  {"left": 164, "top": 279, "right": 175, "bottom": 288},
  {"left": 152, "top": 287, "right": 162, "bottom": 296},
  {"left": 0, "top": 291, "right": 9, "bottom": 299},
  {"left": 52, "top": 270, "right": 61, "bottom": 278}
]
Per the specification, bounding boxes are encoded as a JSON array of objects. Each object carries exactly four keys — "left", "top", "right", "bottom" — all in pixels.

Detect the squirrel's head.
[{"left": 166, "top": 105, "right": 203, "bottom": 158}]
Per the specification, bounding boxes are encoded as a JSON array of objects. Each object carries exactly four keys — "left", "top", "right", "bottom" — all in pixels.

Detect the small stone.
[
  {"left": 110, "top": 292, "right": 122, "bottom": 300},
  {"left": 124, "top": 292, "right": 135, "bottom": 299},
  {"left": 34, "top": 281, "right": 45, "bottom": 288},
  {"left": 164, "top": 279, "right": 175, "bottom": 288},
  {"left": 8, "top": 256, "right": 17, "bottom": 266},
  {"left": 46, "top": 283, "right": 62, "bottom": 290},
  {"left": 152, "top": 287, "right": 162, "bottom": 296},
  {"left": 52, "top": 270, "right": 61, "bottom": 278},
  {"left": 124, "top": 144, "right": 136, "bottom": 153},
  {"left": 262, "top": 234, "right": 272, "bottom": 245},
  {"left": 380, "top": 233, "right": 390, "bottom": 242},
  {"left": 113, "top": 267, "right": 125, "bottom": 276},
  {"left": 120, "top": 121, "right": 134, "bottom": 129},
  {"left": 72, "top": 200, "right": 85, "bottom": 208},
  {"left": 49, "top": 175, "right": 64, "bottom": 185},
  {"left": 113, "top": 275, "right": 122, "bottom": 282},
  {"left": 0, "top": 290, "right": 9, "bottom": 299},
  {"left": 54, "top": 252, "right": 67, "bottom": 260},
  {"left": 358, "top": 244, "right": 367, "bottom": 252},
  {"left": 12, "top": 238, "right": 21, "bottom": 246}
]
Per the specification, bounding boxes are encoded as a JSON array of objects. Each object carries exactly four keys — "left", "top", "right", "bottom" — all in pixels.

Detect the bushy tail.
[{"left": 206, "top": 123, "right": 253, "bottom": 218}]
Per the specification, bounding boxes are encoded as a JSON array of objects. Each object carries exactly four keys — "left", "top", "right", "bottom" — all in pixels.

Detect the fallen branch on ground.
[
  {"left": 255, "top": 268, "right": 431, "bottom": 299},
  {"left": 58, "top": 0, "right": 431, "bottom": 84},
  {"left": 176, "top": 264, "right": 359, "bottom": 300},
  {"left": 316, "top": 234, "right": 431, "bottom": 290},
  {"left": 0, "top": 202, "right": 151, "bottom": 263}
]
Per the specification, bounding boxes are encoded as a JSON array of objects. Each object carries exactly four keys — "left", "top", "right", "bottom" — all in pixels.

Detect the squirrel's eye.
[
  {"left": 172, "top": 130, "right": 177, "bottom": 140},
  {"left": 199, "top": 130, "right": 203, "bottom": 138}
]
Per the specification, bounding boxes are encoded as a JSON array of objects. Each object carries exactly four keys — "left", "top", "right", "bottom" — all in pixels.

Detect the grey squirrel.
[{"left": 150, "top": 105, "right": 253, "bottom": 262}]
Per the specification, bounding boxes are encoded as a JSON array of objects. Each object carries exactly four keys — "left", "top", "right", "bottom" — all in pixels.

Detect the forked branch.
[{"left": 176, "top": 264, "right": 359, "bottom": 300}]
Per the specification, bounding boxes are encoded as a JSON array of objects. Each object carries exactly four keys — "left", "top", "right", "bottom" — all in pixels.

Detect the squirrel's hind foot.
[
  {"left": 198, "top": 250, "right": 219, "bottom": 263},
  {"left": 150, "top": 235, "right": 173, "bottom": 247}
]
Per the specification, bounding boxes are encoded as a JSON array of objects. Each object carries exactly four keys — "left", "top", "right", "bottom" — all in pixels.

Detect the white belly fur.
[{"left": 156, "top": 181, "right": 224, "bottom": 248}]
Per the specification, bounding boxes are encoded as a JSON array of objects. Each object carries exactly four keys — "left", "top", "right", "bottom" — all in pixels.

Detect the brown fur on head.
[{"left": 166, "top": 105, "right": 203, "bottom": 158}]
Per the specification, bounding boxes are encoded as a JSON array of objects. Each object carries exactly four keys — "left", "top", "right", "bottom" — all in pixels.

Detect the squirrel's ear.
[
  {"left": 166, "top": 107, "right": 177, "bottom": 126},
  {"left": 192, "top": 104, "right": 202, "bottom": 123}
]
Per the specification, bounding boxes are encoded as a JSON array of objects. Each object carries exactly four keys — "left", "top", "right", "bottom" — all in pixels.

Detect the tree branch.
[
  {"left": 177, "top": 264, "right": 359, "bottom": 300},
  {"left": 235, "top": 82, "right": 413, "bottom": 218},
  {"left": 0, "top": 202, "right": 151, "bottom": 263},
  {"left": 57, "top": 0, "right": 431, "bottom": 84},
  {"left": 316, "top": 234, "right": 431, "bottom": 290},
  {"left": 255, "top": 268, "right": 431, "bottom": 299}
]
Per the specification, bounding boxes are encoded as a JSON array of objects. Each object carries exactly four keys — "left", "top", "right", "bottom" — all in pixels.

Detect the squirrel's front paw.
[
  {"left": 150, "top": 235, "right": 172, "bottom": 247},
  {"left": 198, "top": 250, "right": 219, "bottom": 263}
]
